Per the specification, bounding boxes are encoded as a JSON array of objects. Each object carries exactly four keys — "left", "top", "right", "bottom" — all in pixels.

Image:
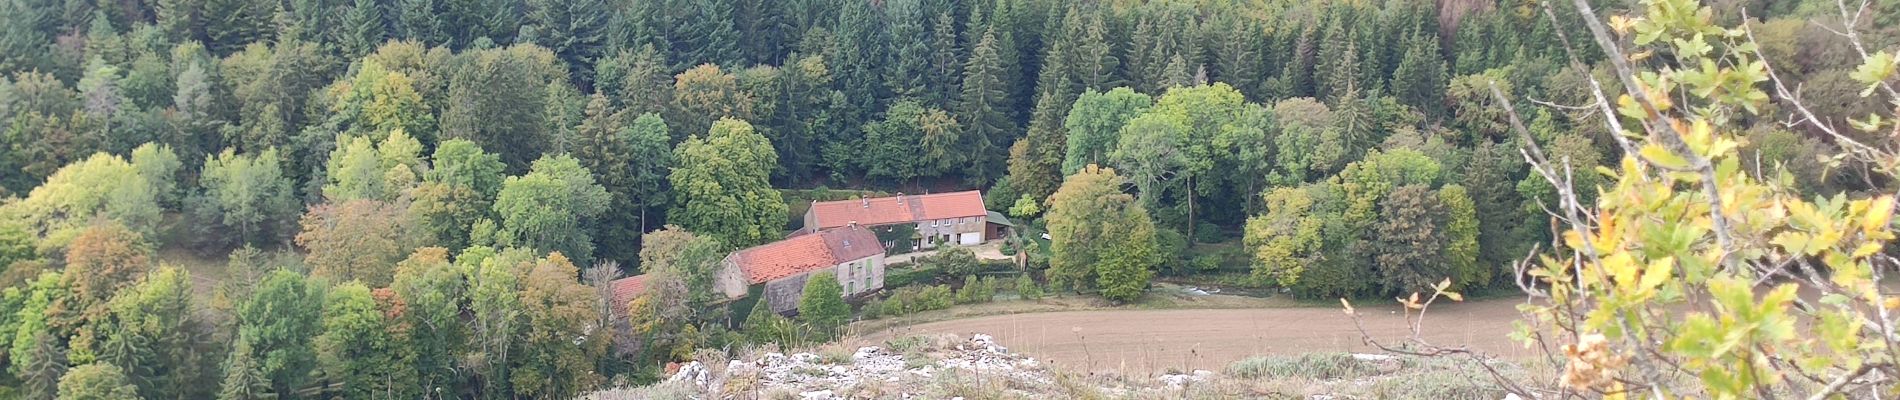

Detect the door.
[{"left": 959, "top": 232, "right": 981, "bottom": 245}]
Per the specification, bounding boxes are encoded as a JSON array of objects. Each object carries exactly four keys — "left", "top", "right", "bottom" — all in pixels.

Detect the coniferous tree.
[
  {"left": 1372, "top": 185, "right": 1451, "bottom": 295},
  {"left": 200, "top": 0, "right": 275, "bottom": 54},
  {"left": 525, "top": 0, "right": 607, "bottom": 87},
  {"left": 595, "top": 44, "right": 672, "bottom": 117},
  {"left": 216, "top": 337, "right": 271, "bottom": 400},
  {"left": 1073, "top": 13, "right": 1119, "bottom": 92},
  {"left": 340, "top": 0, "right": 386, "bottom": 58},
  {"left": 1279, "top": 22, "right": 1318, "bottom": 97},
  {"left": 1209, "top": 15, "right": 1262, "bottom": 98},
  {"left": 1126, "top": 17, "right": 1164, "bottom": 94},
  {"left": 396, "top": 0, "right": 443, "bottom": 44},
  {"left": 1314, "top": 16, "right": 1359, "bottom": 103},
  {"left": 572, "top": 95, "right": 640, "bottom": 264},
  {"left": 956, "top": 29, "right": 1012, "bottom": 184},
  {"left": 677, "top": 0, "right": 740, "bottom": 67},
  {"left": 832, "top": 0, "right": 890, "bottom": 128},
  {"left": 925, "top": 11, "right": 963, "bottom": 108},
  {"left": 885, "top": 0, "right": 931, "bottom": 100},
  {"left": 1006, "top": 90, "right": 1069, "bottom": 201},
  {"left": 1390, "top": 33, "right": 1448, "bottom": 118}
]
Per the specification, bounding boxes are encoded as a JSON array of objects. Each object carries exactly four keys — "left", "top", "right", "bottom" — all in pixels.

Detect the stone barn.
[{"left": 721, "top": 225, "right": 887, "bottom": 315}]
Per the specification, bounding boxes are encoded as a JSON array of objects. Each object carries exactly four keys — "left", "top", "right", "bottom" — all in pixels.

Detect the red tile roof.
[
  {"left": 609, "top": 274, "right": 649, "bottom": 314},
  {"left": 807, "top": 190, "right": 986, "bottom": 230},
  {"left": 729, "top": 226, "right": 885, "bottom": 284}
]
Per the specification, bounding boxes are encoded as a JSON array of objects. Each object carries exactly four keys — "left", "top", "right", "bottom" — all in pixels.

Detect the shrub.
[
  {"left": 1194, "top": 222, "right": 1225, "bottom": 243},
  {"left": 1226, "top": 353, "right": 1379, "bottom": 380},
  {"left": 1191, "top": 253, "right": 1223, "bottom": 272},
  {"left": 1016, "top": 273, "right": 1043, "bottom": 300},
  {"left": 920, "top": 285, "right": 953, "bottom": 310},
  {"left": 860, "top": 297, "right": 884, "bottom": 319},
  {"left": 927, "top": 247, "right": 982, "bottom": 278}
]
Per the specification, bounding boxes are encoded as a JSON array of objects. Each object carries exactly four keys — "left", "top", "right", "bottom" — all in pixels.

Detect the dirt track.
[{"left": 854, "top": 297, "right": 1534, "bottom": 375}]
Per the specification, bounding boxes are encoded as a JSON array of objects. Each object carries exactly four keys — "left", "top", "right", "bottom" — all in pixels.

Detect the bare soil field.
[{"left": 853, "top": 296, "right": 1534, "bottom": 376}]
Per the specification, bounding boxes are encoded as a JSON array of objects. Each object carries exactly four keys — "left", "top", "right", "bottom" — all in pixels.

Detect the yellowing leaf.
[
  {"left": 1852, "top": 242, "right": 1884, "bottom": 258},
  {"left": 1609, "top": 15, "right": 1637, "bottom": 35},
  {"left": 1340, "top": 298, "right": 1356, "bottom": 315},
  {"left": 1443, "top": 292, "right": 1464, "bottom": 302},
  {"left": 1641, "top": 144, "right": 1689, "bottom": 169},
  {"left": 1772, "top": 232, "right": 1814, "bottom": 256},
  {"left": 1863, "top": 195, "right": 1894, "bottom": 233},
  {"left": 1640, "top": 257, "right": 1674, "bottom": 291}
]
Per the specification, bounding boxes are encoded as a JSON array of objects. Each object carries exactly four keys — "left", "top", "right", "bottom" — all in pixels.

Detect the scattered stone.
[{"left": 1350, "top": 353, "right": 1393, "bottom": 362}]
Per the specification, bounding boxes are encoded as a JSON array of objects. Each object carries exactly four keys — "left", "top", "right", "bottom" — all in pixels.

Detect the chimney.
[
  {"left": 895, "top": 192, "right": 905, "bottom": 204},
  {"left": 861, "top": 198, "right": 869, "bottom": 208}
]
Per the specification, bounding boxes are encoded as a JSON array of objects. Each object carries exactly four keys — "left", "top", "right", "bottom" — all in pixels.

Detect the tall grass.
[{"left": 1224, "top": 352, "right": 1380, "bottom": 380}]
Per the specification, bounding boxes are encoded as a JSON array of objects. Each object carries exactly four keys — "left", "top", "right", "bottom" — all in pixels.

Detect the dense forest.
[{"left": 0, "top": 0, "right": 1896, "bottom": 397}]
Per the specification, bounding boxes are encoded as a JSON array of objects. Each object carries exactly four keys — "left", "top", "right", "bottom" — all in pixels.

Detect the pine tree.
[
  {"left": 1006, "top": 90, "right": 1069, "bottom": 201},
  {"left": 340, "top": 0, "right": 386, "bottom": 58},
  {"left": 1162, "top": 53, "right": 1193, "bottom": 90},
  {"left": 527, "top": 0, "right": 608, "bottom": 87},
  {"left": 678, "top": 0, "right": 740, "bottom": 67},
  {"left": 1389, "top": 34, "right": 1447, "bottom": 118},
  {"left": 1464, "top": 139, "right": 1528, "bottom": 281},
  {"left": 833, "top": 0, "right": 890, "bottom": 126},
  {"left": 1373, "top": 185, "right": 1452, "bottom": 295},
  {"left": 1279, "top": 21, "right": 1318, "bottom": 97},
  {"left": 885, "top": 0, "right": 931, "bottom": 100},
  {"left": 216, "top": 339, "right": 272, "bottom": 400},
  {"left": 1031, "top": 6, "right": 1081, "bottom": 100},
  {"left": 396, "top": 0, "right": 442, "bottom": 44},
  {"left": 201, "top": 0, "right": 277, "bottom": 54},
  {"left": 1314, "top": 14, "right": 1359, "bottom": 103},
  {"left": 573, "top": 95, "right": 639, "bottom": 265},
  {"left": 956, "top": 29, "right": 1013, "bottom": 183},
  {"left": 22, "top": 332, "right": 66, "bottom": 400},
  {"left": 1074, "top": 14, "right": 1118, "bottom": 92},
  {"left": 926, "top": 11, "right": 963, "bottom": 108},
  {"left": 1126, "top": 17, "right": 1164, "bottom": 94},
  {"left": 1210, "top": 16, "right": 1262, "bottom": 98}
]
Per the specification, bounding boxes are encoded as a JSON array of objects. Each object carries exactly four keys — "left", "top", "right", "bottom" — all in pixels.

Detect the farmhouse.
[
  {"left": 604, "top": 226, "right": 886, "bottom": 317},
  {"left": 802, "top": 190, "right": 994, "bottom": 248},
  {"left": 722, "top": 225, "right": 887, "bottom": 314}
]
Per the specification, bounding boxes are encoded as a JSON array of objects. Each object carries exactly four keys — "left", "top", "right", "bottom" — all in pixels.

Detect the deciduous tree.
[
  {"left": 668, "top": 119, "right": 786, "bottom": 247},
  {"left": 796, "top": 271, "right": 847, "bottom": 336},
  {"left": 494, "top": 154, "right": 611, "bottom": 265},
  {"left": 297, "top": 199, "right": 413, "bottom": 287},
  {"left": 1044, "top": 165, "right": 1157, "bottom": 301}
]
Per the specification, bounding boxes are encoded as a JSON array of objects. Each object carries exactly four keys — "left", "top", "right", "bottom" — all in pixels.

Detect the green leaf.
[
  {"left": 1673, "top": 34, "right": 1713, "bottom": 58},
  {"left": 1849, "top": 51, "right": 1896, "bottom": 96}
]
